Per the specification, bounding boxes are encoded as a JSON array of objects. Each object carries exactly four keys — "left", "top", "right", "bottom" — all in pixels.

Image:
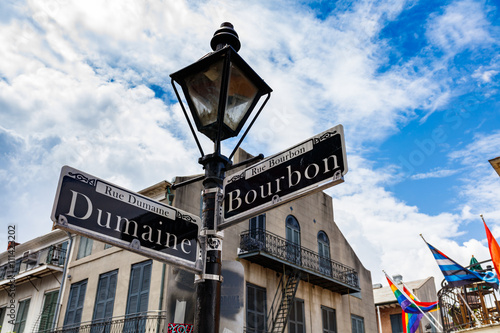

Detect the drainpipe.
[
  {"left": 158, "top": 263, "right": 167, "bottom": 311},
  {"left": 158, "top": 185, "right": 170, "bottom": 323},
  {"left": 156, "top": 263, "right": 167, "bottom": 333},
  {"left": 377, "top": 305, "right": 382, "bottom": 333},
  {"left": 51, "top": 232, "right": 73, "bottom": 330}
]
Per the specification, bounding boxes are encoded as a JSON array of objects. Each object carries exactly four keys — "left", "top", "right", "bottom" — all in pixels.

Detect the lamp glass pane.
[
  {"left": 224, "top": 63, "right": 258, "bottom": 131},
  {"left": 184, "top": 59, "right": 224, "bottom": 127}
]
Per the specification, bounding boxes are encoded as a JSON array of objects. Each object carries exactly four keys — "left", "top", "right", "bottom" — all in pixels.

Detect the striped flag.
[{"left": 425, "top": 241, "right": 498, "bottom": 289}]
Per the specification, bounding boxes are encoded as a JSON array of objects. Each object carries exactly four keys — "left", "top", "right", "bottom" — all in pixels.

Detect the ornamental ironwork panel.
[
  {"left": 239, "top": 229, "right": 359, "bottom": 289},
  {"left": 47, "top": 312, "right": 168, "bottom": 333}
]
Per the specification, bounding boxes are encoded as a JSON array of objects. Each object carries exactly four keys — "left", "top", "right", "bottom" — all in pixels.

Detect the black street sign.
[
  {"left": 51, "top": 166, "right": 201, "bottom": 273},
  {"left": 220, "top": 124, "right": 347, "bottom": 229}
]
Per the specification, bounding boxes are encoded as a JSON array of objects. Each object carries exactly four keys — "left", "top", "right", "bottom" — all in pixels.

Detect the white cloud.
[
  {"left": 410, "top": 168, "right": 460, "bottom": 180},
  {"left": 0, "top": 0, "right": 499, "bottom": 293},
  {"left": 472, "top": 69, "right": 499, "bottom": 83},
  {"left": 426, "top": 0, "right": 494, "bottom": 54}
]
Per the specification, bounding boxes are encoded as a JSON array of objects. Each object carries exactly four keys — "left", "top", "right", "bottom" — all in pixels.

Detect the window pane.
[
  {"left": 248, "top": 287, "right": 255, "bottom": 310},
  {"left": 256, "top": 289, "right": 265, "bottom": 313},
  {"left": 321, "top": 306, "right": 336, "bottom": 333},
  {"left": 289, "top": 299, "right": 304, "bottom": 333},
  {"left": 351, "top": 315, "right": 364, "bottom": 333},
  {"left": 390, "top": 313, "right": 403, "bottom": 333},
  {"left": 246, "top": 283, "right": 266, "bottom": 333},
  {"left": 77, "top": 237, "right": 93, "bottom": 259}
]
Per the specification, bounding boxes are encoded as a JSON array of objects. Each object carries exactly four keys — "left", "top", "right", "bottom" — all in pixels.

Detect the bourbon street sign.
[
  {"left": 51, "top": 166, "right": 201, "bottom": 273},
  {"left": 220, "top": 124, "right": 347, "bottom": 229}
]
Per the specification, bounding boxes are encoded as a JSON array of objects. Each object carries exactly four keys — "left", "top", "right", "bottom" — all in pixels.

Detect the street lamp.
[{"left": 170, "top": 22, "right": 272, "bottom": 333}]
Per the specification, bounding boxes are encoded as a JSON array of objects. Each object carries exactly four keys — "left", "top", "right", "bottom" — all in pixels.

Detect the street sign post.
[
  {"left": 220, "top": 124, "right": 347, "bottom": 229},
  {"left": 51, "top": 166, "right": 201, "bottom": 273}
]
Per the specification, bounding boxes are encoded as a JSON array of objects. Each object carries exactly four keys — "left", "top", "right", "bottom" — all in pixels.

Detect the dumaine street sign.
[
  {"left": 51, "top": 166, "right": 201, "bottom": 273},
  {"left": 220, "top": 124, "right": 348, "bottom": 229}
]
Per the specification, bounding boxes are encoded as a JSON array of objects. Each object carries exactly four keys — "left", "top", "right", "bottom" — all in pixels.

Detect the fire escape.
[{"left": 239, "top": 229, "right": 360, "bottom": 333}]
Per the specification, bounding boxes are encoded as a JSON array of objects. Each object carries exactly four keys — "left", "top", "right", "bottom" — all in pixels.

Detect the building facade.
[
  {"left": 1, "top": 150, "right": 376, "bottom": 333},
  {"left": 0, "top": 229, "right": 70, "bottom": 333}
]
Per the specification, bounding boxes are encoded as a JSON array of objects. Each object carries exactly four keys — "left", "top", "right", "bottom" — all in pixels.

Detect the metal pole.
[
  {"left": 377, "top": 305, "right": 382, "bottom": 333},
  {"left": 194, "top": 153, "right": 229, "bottom": 333}
]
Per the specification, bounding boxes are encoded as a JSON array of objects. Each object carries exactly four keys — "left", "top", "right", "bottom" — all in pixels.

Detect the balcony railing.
[
  {"left": 438, "top": 260, "right": 500, "bottom": 332},
  {"left": 45, "top": 312, "right": 192, "bottom": 333},
  {"left": 0, "top": 244, "right": 67, "bottom": 280},
  {"left": 239, "top": 229, "right": 359, "bottom": 291}
]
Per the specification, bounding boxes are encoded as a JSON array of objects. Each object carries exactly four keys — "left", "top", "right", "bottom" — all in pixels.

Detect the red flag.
[{"left": 483, "top": 217, "right": 500, "bottom": 279}]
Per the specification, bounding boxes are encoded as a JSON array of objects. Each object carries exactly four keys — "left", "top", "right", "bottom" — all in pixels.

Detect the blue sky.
[{"left": 0, "top": 0, "right": 499, "bottom": 287}]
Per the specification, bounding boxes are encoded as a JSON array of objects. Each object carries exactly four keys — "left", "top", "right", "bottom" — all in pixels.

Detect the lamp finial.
[{"left": 211, "top": 22, "right": 241, "bottom": 52}]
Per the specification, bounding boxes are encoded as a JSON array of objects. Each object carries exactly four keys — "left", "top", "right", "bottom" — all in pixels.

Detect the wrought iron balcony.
[
  {"left": 45, "top": 312, "right": 193, "bottom": 333},
  {"left": 238, "top": 229, "right": 360, "bottom": 294},
  {"left": 438, "top": 259, "right": 500, "bottom": 332},
  {"left": 0, "top": 244, "right": 67, "bottom": 282}
]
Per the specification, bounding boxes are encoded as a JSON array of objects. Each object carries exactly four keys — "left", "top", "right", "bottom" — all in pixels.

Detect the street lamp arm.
[
  {"left": 226, "top": 153, "right": 265, "bottom": 171},
  {"left": 228, "top": 92, "right": 272, "bottom": 161},
  {"left": 171, "top": 174, "right": 205, "bottom": 190},
  {"left": 171, "top": 78, "right": 205, "bottom": 157}
]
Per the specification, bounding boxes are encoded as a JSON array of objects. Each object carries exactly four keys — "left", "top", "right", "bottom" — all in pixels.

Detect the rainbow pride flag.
[
  {"left": 401, "top": 285, "right": 438, "bottom": 333},
  {"left": 386, "top": 274, "right": 439, "bottom": 333},
  {"left": 402, "top": 311, "right": 422, "bottom": 333},
  {"left": 386, "top": 275, "right": 438, "bottom": 314}
]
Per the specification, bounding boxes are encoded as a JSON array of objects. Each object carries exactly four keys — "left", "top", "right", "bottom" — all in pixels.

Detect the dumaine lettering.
[{"left": 65, "top": 190, "right": 192, "bottom": 255}]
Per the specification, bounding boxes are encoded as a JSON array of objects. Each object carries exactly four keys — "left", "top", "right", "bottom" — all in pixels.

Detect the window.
[
  {"left": 351, "top": 315, "right": 365, "bottom": 333},
  {"left": 0, "top": 306, "right": 6, "bottom": 332},
  {"left": 93, "top": 270, "right": 118, "bottom": 322},
  {"left": 286, "top": 215, "right": 301, "bottom": 265},
  {"left": 14, "top": 258, "right": 22, "bottom": 275},
  {"left": 246, "top": 283, "right": 267, "bottom": 333},
  {"left": 322, "top": 306, "right": 336, "bottom": 333},
  {"left": 124, "top": 261, "right": 152, "bottom": 333},
  {"left": 250, "top": 214, "right": 266, "bottom": 234},
  {"left": 14, "top": 298, "right": 31, "bottom": 333},
  {"left": 318, "top": 231, "right": 331, "bottom": 275},
  {"left": 104, "top": 244, "right": 113, "bottom": 249},
  {"left": 57, "top": 241, "right": 68, "bottom": 265},
  {"left": 38, "top": 291, "right": 59, "bottom": 332},
  {"left": 77, "top": 237, "right": 93, "bottom": 259},
  {"left": 47, "top": 241, "right": 69, "bottom": 266},
  {"left": 288, "top": 298, "right": 305, "bottom": 333},
  {"left": 64, "top": 279, "right": 88, "bottom": 328},
  {"left": 126, "top": 260, "right": 152, "bottom": 315},
  {"left": 248, "top": 214, "right": 266, "bottom": 249},
  {"left": 390, "top": 313, "right": 403, "bottom": 333}
]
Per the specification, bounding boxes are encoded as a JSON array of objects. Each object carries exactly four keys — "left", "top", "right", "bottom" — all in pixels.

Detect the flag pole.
[
  {"left": 383, "top": 271, "right": 441, "bottom": 332},
  {"left": 419, "top": 233, "right": 446, "bottom": 329},
  {"left": 457, "top": 290, "right": 482, "bottom": 327},
  {"left": 480, "top": 214, "right": 500, "bottom": 299},
  {"left": 401, "top": 281, "right": 443, "bottom": 330}
]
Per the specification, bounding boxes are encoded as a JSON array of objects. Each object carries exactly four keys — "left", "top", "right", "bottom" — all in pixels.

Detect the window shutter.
[
  {"left": 64, "top": 280, "right": 87, "bottom": 327},
  {"left": 38, "top": 291, "right": 59, "bottom": 332},
  {"left": 126, "top": 261, "right": 152, "bottom": 315}
]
